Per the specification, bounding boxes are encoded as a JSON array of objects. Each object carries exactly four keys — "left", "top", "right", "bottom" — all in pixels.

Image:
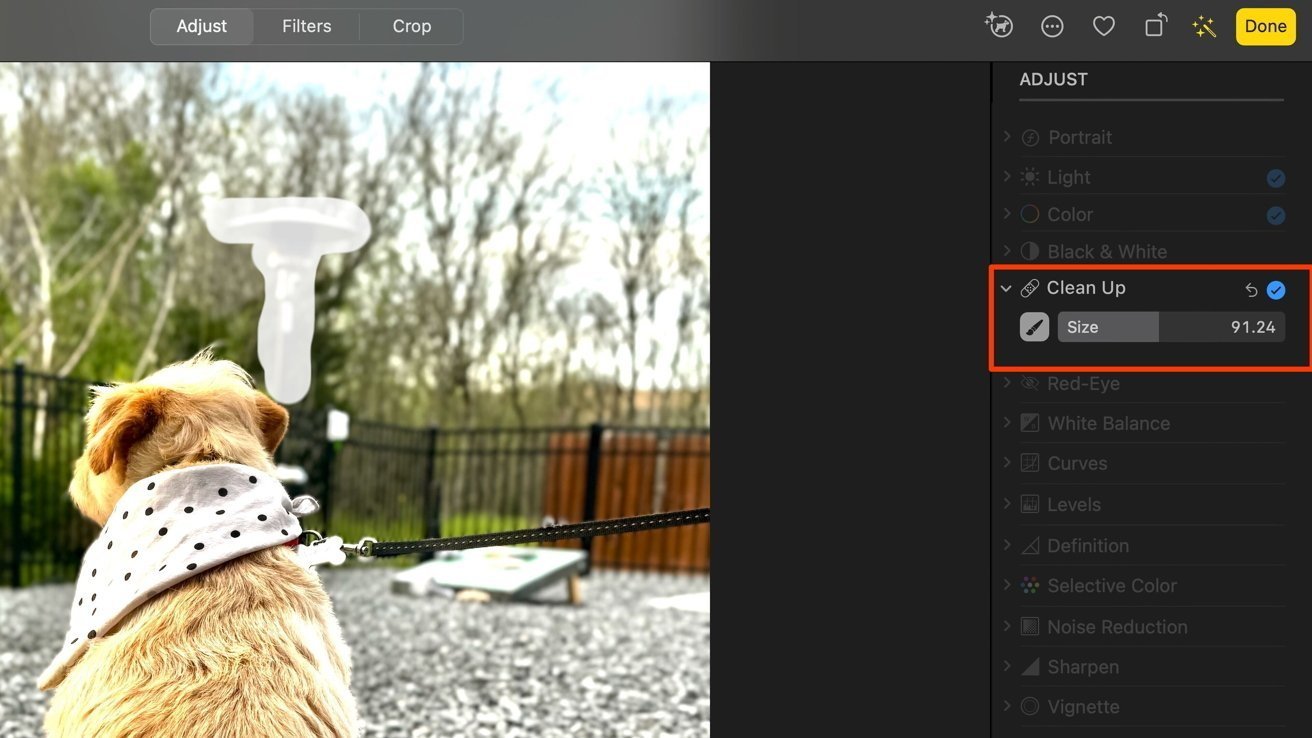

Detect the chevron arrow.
[
  {"left": 1003, "top": 170, "right": 1012, "bottom": 182},
  {"left": 1004, "top": 130, "right": 1011, "bottom": 143},
  {"left": 1003, "top": 207, "right": 1012, "bottom": 220},
  {"left": 1003, "top": 456, "right": 1011, "bottom": 468},
  {"left": 1003, "top": 660, "right": 1012, "bottom": 672},
  {"left": 1003, "top": 539, "right": 1011, "bottom": 551},
  {"left": 1003, "top": 497, "right": 1012, "bottom": 510}
]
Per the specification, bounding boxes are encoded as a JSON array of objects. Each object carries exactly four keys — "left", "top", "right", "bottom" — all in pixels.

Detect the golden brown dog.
[{"left": 40, "top": 350, "right": 357, "bottom": 737}]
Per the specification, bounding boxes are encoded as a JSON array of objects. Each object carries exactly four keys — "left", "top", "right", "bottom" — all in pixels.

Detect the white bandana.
[{"left": 40, "top": 463, "right": 319, "bottom": 689}]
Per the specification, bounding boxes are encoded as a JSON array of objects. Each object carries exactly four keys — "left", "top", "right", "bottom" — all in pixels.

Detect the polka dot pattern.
[{"left": 46, "top": 463, "right": 304, "bottom": 689}]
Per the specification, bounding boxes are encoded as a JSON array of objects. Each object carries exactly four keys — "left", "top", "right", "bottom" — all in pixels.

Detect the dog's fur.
[{"left": 42, "top": 351, "right": 357, "bottom": 737}]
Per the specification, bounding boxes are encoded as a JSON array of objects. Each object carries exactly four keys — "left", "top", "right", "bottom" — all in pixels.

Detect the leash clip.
[
  {"left": 341, "top": 536, "right": 377, "bottom": 559},
  {"left": 298, "top": 529, "right": 323, "bottom": 546}
]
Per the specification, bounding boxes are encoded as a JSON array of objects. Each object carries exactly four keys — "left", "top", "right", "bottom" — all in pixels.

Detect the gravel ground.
[{"left": 0, "top": 567, "right": 710, "bottom": 737}]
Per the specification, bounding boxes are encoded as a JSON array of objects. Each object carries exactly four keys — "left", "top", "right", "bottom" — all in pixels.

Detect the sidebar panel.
[{"left": 991, "top": 63, "right": 1310, "bottom": 736}]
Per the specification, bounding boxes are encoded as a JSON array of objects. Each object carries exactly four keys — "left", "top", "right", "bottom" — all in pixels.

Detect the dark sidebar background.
[
  {"left": 718, "top": 63, "right": 991, "bottom": 733},
  {"left": 990, "top": 62, "right": 1310, "bottom": 736}
]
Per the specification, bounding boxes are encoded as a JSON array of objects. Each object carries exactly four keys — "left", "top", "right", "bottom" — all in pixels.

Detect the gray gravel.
[{"left": 0, "top": 567, "right": 710, "bottom": 737}]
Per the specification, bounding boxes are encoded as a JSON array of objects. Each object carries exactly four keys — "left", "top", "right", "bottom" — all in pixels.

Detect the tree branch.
[
  {"left": 0, "top": 317, "right": 42, "bottom": 365},
  {"left": 52, "top": 196, "right": 104, "bottom": 269},
  {"left": 55, "top": 210, "right": 146, "bottom": 376},
  {"left": 54, "top": 217, "right": 132, "bottom": 297}
]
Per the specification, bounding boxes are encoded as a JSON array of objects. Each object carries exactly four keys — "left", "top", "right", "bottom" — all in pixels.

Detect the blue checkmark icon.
[
  {"left": 1267, "top": 281, "right": 1286, "bottom": 301},
  {"left": 1267, "top": 206, "right": 1287, "bottom": 226},
  {"left": 1267, "top": 169, "right": 1286, "bottom": 189}
]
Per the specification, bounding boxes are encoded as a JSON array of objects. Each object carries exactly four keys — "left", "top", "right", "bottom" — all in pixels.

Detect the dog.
[{"left": 39, "top": 350, "right": 357, "bottom": 737}]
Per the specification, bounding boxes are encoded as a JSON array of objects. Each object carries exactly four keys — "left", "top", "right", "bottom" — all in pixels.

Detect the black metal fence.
[{"left": 2, "top": 362, "right": 711, "bottom": 587}]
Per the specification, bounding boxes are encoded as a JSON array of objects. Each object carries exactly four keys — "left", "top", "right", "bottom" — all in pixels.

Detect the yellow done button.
[{"left": 1236, "top": 8, "right": 1296, "bottom": 46}]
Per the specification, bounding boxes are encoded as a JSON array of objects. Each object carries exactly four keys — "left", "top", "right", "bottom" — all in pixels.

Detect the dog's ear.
[
  {"left": 86, "top": 388, "right": 174, "bottom": 477},
  {"left": 254, "top": 394, "right": 290, "bottom": 456}
]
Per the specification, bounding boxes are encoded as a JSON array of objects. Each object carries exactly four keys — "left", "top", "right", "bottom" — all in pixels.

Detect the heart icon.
[{"left": 1092, "top": 15, "right": 1116, "bottom": 36}]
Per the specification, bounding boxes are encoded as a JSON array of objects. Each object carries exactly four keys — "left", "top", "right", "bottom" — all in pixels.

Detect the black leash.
[{"left": 316, "top": 507, "right": 712, "bottom": 558}]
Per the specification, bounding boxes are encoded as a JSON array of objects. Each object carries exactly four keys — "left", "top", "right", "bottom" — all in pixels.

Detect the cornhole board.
[{"left": 391, "top": 546, "right": 589, "bottom": 603}]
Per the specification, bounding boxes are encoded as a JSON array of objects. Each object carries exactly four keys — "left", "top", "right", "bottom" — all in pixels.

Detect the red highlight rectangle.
[{"left": 988, "top": 264, "right": 1312, "bottom": 372}]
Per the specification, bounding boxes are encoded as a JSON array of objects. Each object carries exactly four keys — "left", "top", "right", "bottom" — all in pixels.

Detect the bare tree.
[
  {"left": 404, "top": 63, "right": 523, "bottom": 425},
  {"left": 551, "top": 296, "right": 588, "bottom": 423},
  {"left": 496, "top": 133, "right": 579, "bottom": 426},
  {"left": 603, "top": 97, "right": 708, "bottom": 422},
  {"left": 659, "top": 187, "right": 710, "bottom": 424}
]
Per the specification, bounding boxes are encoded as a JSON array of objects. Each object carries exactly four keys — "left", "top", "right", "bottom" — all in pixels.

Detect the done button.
[{"left": 1236, "top": 8, "right": 1296, "bottom": 46}]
